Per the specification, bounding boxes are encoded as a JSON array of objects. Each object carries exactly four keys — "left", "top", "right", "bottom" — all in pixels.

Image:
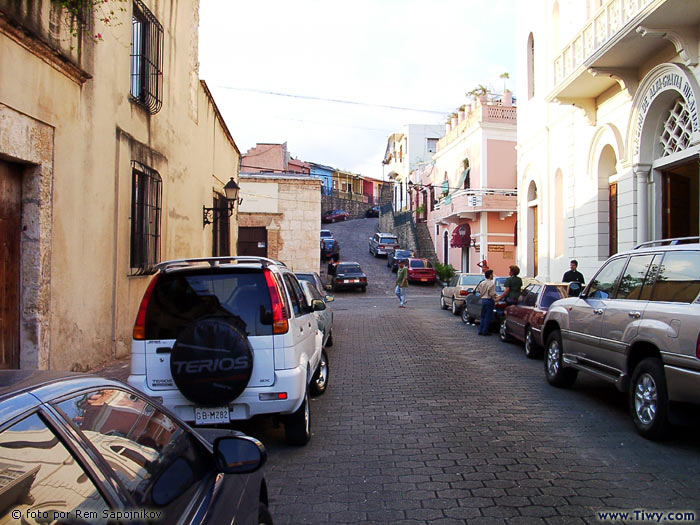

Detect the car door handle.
[
  {"left": 628, "top": 311, "right": 641, "bottom": 319},
  {"left": 156, "top": 347, "right": 171, "bottom": 354},
  {"left": 593, "top": 308, "right": 604, "bottom": 315}
]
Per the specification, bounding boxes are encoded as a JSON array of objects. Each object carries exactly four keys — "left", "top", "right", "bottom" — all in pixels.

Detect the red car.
[
  {"left": 406, "top": 258, "right": 436, "bottom": 284},
  {"left": 499, "top": 283, "right": 569, "bottom": 358},
  {"left": 322, "top": 209, "right": 349, "bottom": 223}
]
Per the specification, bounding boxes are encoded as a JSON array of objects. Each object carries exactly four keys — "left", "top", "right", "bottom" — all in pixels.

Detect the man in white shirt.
[{"left": 473, "top": 269, "right": 497, "bottom": 336}]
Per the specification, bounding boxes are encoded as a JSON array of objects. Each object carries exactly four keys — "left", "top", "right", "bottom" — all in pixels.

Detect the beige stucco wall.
[
  {"left": 0, "top": 1, "right": 240, "bottom": 370},
  {"left": 239, "top": 175, "right": 321, "bottom": 273}
]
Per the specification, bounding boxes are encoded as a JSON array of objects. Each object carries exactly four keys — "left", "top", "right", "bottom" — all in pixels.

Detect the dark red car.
[
  {"left": 499, "top": 283, "right": 569, "bottom": 358},
  {"left": 406, "top": 258, "right": 436, "bottom": 284},
  {"left": 321, "top": 209, "right": 349, "bottom": 223}
]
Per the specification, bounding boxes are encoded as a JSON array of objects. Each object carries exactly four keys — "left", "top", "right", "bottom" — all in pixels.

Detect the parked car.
[
  {"left": 406, "top": 258, "right": 437, "bottom": 284},
  {"left": 541, "top": 238, "right": 700, "bottom": 439},
  {"left": 297, "top": 275, "right": 335, "bottom": 349},
  {"left": 365, "top": 205, "right": 380, "bottom": 217},
  {"left": 0, "top": 370, "right": 272, "bottom": 524},
  {"left": 330, "top": 262, "right": 368, "bottom": 292},
  {"left": 296, "top": 271, "right": 326, "bottom": 296},
  {"left": 369, "top": 232, "right": 400, "bottom": 257},
  {"left": 440, "top": 273, "right": 485, "bottom": 315},
  {"left": 387, "top": 249, "right": 414, "bottom": 272},
  {"left": 500, "top": 282, "right": 577, "bottom": 358},
  {"left": 320, "top": 238, "right": 340, "bottom": 261},
  {"left": 322, "top": 209, "right": 349, "bottom": 223},
  {"left": 128, "top": 256, "right": 328, "bottom": 446},
  {"left": 320, "top": 229, "right": 334, "bottom": 240},
  {"left": 462, "top": 277, "right": 540, "bottom": 327}
]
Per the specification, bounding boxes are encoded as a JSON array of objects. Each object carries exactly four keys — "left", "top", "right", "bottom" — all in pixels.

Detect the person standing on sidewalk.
[
  {"left": 562, "top": 259, "right": 585, "bottom": 284},
  {"left": 396, "top": 261, "right": 408, "bottom": 308},
  {"left": 474, "top": 269, "right": 497, "bottom": 335}
]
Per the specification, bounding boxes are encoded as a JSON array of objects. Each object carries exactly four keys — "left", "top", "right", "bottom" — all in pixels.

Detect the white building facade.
[
  {"left": 382, "top": 124, "right": 443, "bottom": 212},
  {"left": 516, "top": 0, "right": 700, "bottom": 281}
]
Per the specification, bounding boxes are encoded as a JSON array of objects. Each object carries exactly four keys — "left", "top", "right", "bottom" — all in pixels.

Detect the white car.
[
  {"left": 369, "top": 232, "right": 399, "bottom": 256},
  {"left": 127, "top": 256, "right": 328, "bottom": 446}
]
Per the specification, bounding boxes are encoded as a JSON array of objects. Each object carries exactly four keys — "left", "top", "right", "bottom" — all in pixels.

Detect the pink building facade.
[
  {"left": 241, "top": 143, "right": 309, "bottom": 174},
  {"left": 422, "top": 92, "right": 518, "bottom": 276}
]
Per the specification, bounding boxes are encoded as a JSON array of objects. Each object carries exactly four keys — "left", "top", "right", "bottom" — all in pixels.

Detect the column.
[{"left": 633, "top": 164, "right": 652, "bottom": 245}]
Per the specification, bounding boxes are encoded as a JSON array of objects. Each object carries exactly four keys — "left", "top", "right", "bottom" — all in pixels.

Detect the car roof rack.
[
  {"left": 634, "top": 236, "right": 700, "bottom": 250},
  {"left": 154, "top": 256, "right": 286, "bottom": 272}
]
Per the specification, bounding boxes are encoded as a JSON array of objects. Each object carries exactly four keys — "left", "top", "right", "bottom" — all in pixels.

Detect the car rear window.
[
  {"left": 145, "top": 269, "right": 272, "bottom": 338},
  {"left": 460, "top": 275, "right": 484, "bottom": 286},
  {"left": 395, "top": 250, "right": 412, "bottom": 258},
  {"left": 380, "top": 237, "right": 398, "bottom": 244},
  {"left": 409, "top": 259, "right": 431, "bottom": 268},
  {"left": 338, "top": 264, "right": 362, "bottom": 274},
  {"left": 540, "top": 286, "right": 565, "bottom": 309}
]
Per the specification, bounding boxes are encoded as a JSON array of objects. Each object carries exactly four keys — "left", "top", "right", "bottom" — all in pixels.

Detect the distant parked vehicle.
[
  {"left": 330, "top": 262, "right": 367, "bottom": 292},
  {"left": 440, "top": 273, "right": 484, "bottom": 315},
  {"left": 299, "top": 279, "right": 334, "bottom": 353},
  {"left": 365, "top": 205, "right": 380, "bottom": 218},
  {"left": 387, "top": 249, "right": 414, "bottom": 272},
  {"left": 320, "top": 238, "right": 340, "bottom": 261},
  {"left": 320, "top": 229, "right": 334, "bottom": 240},
  {"left": 500, "top": 283, "right": 572, "bottom": 358},
  {"left": 369, "top": 232, "right": 400, "bottom": 256},
  {"left": 462, "top": 277, "right": 539, "bottom": 328},
  {"left": 322, "top": 209, "right": 349, "bottom": 223},
  {"left": 406, "top": 258, "right": 437, "bottom": 284}
]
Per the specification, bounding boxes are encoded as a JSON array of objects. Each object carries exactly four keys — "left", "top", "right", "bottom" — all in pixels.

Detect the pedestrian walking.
[
  {"left": 497, "top": 264, "right": 523, "bottom": 305},
  {"left": 396, "top": 261, "right": 408, "bottom": 307},
  {"left": 474, "top": 269, "right": 498, "bottom": 335},
  {"left": 562, "top": 259, "right": 585, "bottom": 284}
]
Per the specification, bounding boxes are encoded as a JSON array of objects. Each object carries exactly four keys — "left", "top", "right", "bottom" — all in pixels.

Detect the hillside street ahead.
[{"left": 99, "top": 217, "right": 700, "bottom": 524}]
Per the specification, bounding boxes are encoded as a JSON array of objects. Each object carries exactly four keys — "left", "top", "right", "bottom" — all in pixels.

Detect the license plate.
[
  {"left": 421, "top": 278, "right": 429, "bottom": 281},
  {"left": 351, "top": 279, "right": 359, "bottom": 283},
  {"left": 194, "top": 406, "right": 230, "bottom": 425}
]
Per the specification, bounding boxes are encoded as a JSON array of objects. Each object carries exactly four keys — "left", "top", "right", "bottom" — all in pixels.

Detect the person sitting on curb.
[{"left": 473, "top": 269, "right": 498, "bottom": 335}]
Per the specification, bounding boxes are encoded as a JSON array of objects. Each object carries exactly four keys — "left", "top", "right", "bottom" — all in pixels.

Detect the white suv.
[{"left": 128, "top": 256, "right": 328, "bottom": 446}]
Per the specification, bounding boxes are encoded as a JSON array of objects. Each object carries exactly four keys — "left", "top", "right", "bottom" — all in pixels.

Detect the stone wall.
[{"left": 322, "top": 195, "right": 373, "bottom": 220}]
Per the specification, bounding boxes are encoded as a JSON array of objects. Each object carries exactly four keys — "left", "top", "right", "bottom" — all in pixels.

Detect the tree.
[{"left": 500, "top": 72, "right": 510, "bottom": 93}]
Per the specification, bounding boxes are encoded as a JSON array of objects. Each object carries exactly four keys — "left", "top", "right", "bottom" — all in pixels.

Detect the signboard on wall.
[
  {"left": 488, "top": 244, "right": 505, "bottom": 253},
  {"left": 468, "top": 195, "right": 483, "bottom": 207}
]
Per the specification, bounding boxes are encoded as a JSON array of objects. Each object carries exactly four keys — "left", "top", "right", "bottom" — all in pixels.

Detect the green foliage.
[
  {"left": 55, "top": 0, "right": 127, "bottom": 42},
  {"left": 465, "top": 84, "right": 489, "bottom": 99},
  {"left": 415, "top": 203, "right": 426, "bottom": 214},
  {"left": 435, "top": 263, "right": 456, "bottom": 283}
]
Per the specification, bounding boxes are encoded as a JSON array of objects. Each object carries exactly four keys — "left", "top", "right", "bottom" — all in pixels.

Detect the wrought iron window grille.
[
  {"left": 130, "top": 161, "right": 162, "bottom": 275},
  {"left": 130, "top": 0, "right": 163, "bottom": 114}
]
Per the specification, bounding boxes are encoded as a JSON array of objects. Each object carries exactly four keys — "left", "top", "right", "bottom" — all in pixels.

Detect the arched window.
[
  {"left": 527, "top": 33, "right": 535, "bottom": 99},
  {"left": 462, "top": 158, "right": 470, "bottom": 189}
]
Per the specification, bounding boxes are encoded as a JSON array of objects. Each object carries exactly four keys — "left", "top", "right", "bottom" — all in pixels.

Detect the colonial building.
[
  {"left": 382, "top": 124, "right": 443, "bottom": 212},
  {"left": 241, "top": 142, "right": 310, "bottom": 174},
  {"left": 516, "top": 0, "right": 700, "bottom": 280},
  {"left": 425, "top": 93, "right": 518, "bottom": 275},
  {"left": 238, "top": 173, "right": 321, "bottom": 273},
  {"left": 0, "top": 1, "right": 240, "bottom": 371}
]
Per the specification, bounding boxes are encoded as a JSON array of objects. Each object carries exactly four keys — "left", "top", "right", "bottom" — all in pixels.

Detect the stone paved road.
[
  {"left": 100, "top": 217, "right": 700, "bottom": 524},
  {"left": 234, "top": 218, "right": 700, "bottom": 524}
]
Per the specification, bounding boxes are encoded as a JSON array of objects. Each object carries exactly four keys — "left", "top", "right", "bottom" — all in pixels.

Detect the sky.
[{"left": 198, "top": 0, "right": 516, "bottom": 181}]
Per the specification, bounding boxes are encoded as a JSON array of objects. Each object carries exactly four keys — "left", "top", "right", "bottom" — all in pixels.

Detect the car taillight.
[
  {"left": 459, "top": 289, "right": 470, "bottom": 296},
  {"left": 378, "top": 244, "right": 385, "bottom": 249},
  {"left": 133, "top": 274, "right": 160, "bottom": 340},
  {"left": 696, "top": 333, "right": 700, "bottom": 359},
  {"left": 495, "top": 302, "right": 507, "bottom": 309},
  {"left": 264, "top": 269, "right": 289, "bottom": 334},
  {"left": 360, "top": 277, "right": 367, "bottom": 282}
]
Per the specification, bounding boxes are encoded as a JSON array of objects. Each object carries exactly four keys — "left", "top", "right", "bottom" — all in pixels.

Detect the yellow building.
[{"left": 0, "top": 1, "right": 240, "bottom": 370}]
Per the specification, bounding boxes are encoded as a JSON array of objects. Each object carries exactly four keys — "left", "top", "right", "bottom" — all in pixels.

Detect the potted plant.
[{"left": 434, "top": 263, "right": 456, "bottom": 287}]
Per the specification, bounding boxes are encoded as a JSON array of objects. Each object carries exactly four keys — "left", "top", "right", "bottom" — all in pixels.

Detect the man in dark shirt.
[{"left": 562, "top": 259, "right": 585, "bottom": 284}]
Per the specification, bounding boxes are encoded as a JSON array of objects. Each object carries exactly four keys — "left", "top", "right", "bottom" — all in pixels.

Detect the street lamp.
[{"left": 203, "top": 177, "right": 242, "bottom": 226}]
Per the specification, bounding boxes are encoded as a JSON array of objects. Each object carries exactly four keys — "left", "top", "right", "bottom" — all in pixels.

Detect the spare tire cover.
[{"left": 170, "top": 316, "right": 254, "bottom": 406}]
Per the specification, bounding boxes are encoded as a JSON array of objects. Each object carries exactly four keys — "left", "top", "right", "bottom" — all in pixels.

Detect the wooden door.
[
  {"left": 609, "top": 183, "right": 618, "bottom": 256},
  {"left": 237, "top": 227, "right": 268, "bottom": 257},
  {"left": 532, "top": 206, "right": 538, "bottom": 277},
  {"left": 0, "top": 161, "right": 21, "bottom": 369},
  {"left": 662, "top": 172, "right": 691, "bottom": 239}
]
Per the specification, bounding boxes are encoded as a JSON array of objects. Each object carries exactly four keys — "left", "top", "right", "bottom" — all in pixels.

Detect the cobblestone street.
[{"left": 235, "top": 218, "right": 700, "bottom": 524}]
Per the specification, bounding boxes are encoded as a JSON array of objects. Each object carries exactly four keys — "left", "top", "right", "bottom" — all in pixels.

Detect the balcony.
[
  {"left": 438, "top": 99, "right": 516, "bottom": 152},
  {"left": 548, "top": 0, "right": 700, "bottom": 124},
  {"left": 432, "top": 189, "right": 517, "bottom": 224}
]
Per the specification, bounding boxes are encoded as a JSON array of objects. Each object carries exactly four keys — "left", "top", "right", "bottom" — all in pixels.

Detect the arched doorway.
[{"left": 527, "top": 181, "right": 538, "bottom": 277}]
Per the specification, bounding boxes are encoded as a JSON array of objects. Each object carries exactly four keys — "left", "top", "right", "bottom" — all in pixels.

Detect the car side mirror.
[
  {"left": 325, "top": 295, "right": 335, "bottom": 303},
  {"left": 213, "top": 435, "right": 266, "bottom": 475},
  {"left": 312, "top": 299, "right": 326, "bottom": 311}
]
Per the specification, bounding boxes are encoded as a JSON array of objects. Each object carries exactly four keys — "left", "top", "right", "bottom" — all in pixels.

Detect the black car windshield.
[
  {"left": 338, "top": 265, "right": 362, "bottom": 274},
  {"left": 409, "top": 260, "right": 431, "bottom": 268}
]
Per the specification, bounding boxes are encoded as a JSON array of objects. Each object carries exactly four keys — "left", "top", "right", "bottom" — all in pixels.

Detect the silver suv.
[
  {"left": 128, "top": 256, "right": 328, "bottom": 446},
  {"left": 542, "top": 238, "right": 700, "bottom": 439},
  {"left": 369, "top": 232, "right": 399, "bottom": 256}
]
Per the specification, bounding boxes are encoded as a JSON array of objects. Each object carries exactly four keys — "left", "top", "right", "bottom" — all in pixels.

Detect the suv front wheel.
[
  {"left": 630, "top": 358, "right": 670, "bottom": 440},
  {"left": 544, "top": 330, "right": 577, "bottom": 388}
]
